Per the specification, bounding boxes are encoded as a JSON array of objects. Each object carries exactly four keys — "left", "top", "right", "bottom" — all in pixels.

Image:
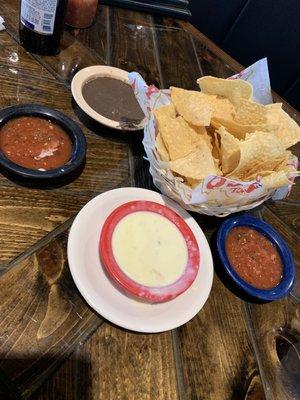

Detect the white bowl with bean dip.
[{"left": 71, "top": 66, "right": 146, "bottom": 130}]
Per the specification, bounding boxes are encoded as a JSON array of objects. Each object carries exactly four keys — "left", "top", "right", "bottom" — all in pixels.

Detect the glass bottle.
[{"left": 19, "top": 0, "right": 68, "bottom": 55}]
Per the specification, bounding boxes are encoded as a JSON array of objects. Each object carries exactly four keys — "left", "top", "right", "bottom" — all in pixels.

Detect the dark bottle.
[{"left": 19, "top": 0, "right": 68, "bottom": 55}]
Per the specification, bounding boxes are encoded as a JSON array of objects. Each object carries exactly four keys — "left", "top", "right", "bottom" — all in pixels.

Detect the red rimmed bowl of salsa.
[
  {"left": 0, "top": 104, "right": 86, "bottom": 178},
  {"left": 217, "top": 215, "right": 295, "bottom": 301},
  {"left": 99, "top": 200, "right": 200, "bottom": 303}
]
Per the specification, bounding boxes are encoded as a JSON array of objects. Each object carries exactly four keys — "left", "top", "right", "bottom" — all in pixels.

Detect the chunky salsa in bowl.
[
  {"left": 0, "top": 104, "right": 86, "bottom": 179},
  {"left": 217, "top": 215, "right": 295, "bottom": 301}
]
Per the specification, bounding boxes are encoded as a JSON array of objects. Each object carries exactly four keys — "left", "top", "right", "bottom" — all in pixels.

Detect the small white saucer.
[
  {"left": 71, "top": 66, "right": 146, "bottom": 131},
  {"left": 67, "top": 188, "right": 214, "bottom": 333}
]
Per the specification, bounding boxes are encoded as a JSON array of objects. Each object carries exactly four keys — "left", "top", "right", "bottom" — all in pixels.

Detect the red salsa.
[
  {"left": 0, "top": 116, "right": 72, "bottom": 171},
  {"left": 225, "top": 226, "right": 283, "bottom": 290}
]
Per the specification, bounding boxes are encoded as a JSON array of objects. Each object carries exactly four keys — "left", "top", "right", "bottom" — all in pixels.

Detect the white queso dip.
[{"left": 111, "top": 211, "right": 188, "bottom": 287}]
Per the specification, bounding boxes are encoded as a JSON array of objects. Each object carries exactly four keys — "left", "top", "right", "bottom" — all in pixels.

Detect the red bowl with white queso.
[{"left": 99, "top": 200, "right": 200, "bottom": 303}]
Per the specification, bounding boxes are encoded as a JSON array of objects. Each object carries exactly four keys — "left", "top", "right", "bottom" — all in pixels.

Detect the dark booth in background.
[{"left": 190, "top": 0, "right": 300, "bottom": 111}]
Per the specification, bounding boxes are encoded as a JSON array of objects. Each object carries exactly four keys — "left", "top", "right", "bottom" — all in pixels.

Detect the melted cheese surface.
[{"left": 112, "top": 211, "right": 188, "bottom": 287}]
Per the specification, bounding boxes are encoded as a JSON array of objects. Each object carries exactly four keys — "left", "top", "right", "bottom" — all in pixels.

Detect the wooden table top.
[{"left": 0, "top": 2, "right": 299, "bottom": 400}]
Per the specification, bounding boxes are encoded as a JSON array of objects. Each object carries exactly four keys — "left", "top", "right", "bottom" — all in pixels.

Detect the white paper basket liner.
[{"left": 0, "top": 16, "right": 5, "bottom": 31}]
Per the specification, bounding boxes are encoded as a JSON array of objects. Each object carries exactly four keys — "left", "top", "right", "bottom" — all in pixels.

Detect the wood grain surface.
[
  {"left": 0, "top": 68, "right": 129, "bottom": 262},
  {"left": 0, "top": 186, "right": 89, "bottom": 264},
  {"left": 176, "top": 272, "right": 259, "bottom": 400},
  {"left": 79, "top": 326, "right": 179, "bottom": 400},
  {"left": 0, "top": 230, "right": 101, "bottom": 399},
  {"left": 109, "top": 8, "right": 161, "bottom": 86},
  {"left": 32, "top": 326, "right": 179, "bottom": 400},
  {"left": 0, "top": 0, "right": 107, "bottom": 83},
  {"left": 192, "top": 34, "right": 235, "bottom": 79},
  {"left": 153, "top": 17, "right": 200, "bottom": 89},
  {"left": 70, "top": 5, "right": 109, "bottom": 61},
  {"left": 244, "top": 206, "right": 300, "bottom": 400},
  {"left": 0, "top": 3, "right": 298, "bottom": 400},
  {"left": 0, "top": 32, "right": 53, "bottom": 80}
]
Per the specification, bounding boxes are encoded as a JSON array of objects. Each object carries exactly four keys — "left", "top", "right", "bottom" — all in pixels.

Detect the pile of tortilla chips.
[{"left": 154, "top": 76, "right": 300, "bottom": 190}]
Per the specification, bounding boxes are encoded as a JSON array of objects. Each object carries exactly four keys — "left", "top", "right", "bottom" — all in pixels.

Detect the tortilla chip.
[
  {"left": 274, "top": 157, "right": 295, "bottom": 173},
  {"left": 156, "top": 115, "right": 202, "bottom": 160},
  {"left": 211, "top": 117, "right": 276, "bottom": 140},
  {"left": 209, "top": 97, "right": 236, "bottom": 121},
  {"left": 213, "top": 157, "right": 221, "bottom": 170},
  {"left": 189, "top": 124, "right": 212, "bottom": 150},
  {"left": 245, "top": 170, "right": 277, "bottom": 181},
  {"left": 169, "top": 146, "right": 222, "bottom": 180},
  {"left": 153, "top": 77, "right": 299, "bottom": 190},
  {"left": 229, "top": 131, "right": 288, "bottom": 179},
  {"left": 170, "top": 87, "right": 213, "bottom": 126},
  {"left": 185, "top": 177, "right": 201, "bottom": 188},
  {"left": 217, "top": 126, "right": 240, "bottom": 174},
  {"left": 266, "top": 104, "right": 300, "bottom": 148},
  {"left": 261, "top": 171, "right": 291, "bottom": 189},
  {"left": 153, "top": 103, "right": 176, "bottom": 120},
  {"left": 242, "top": 155, "right": 290, "bottom": 179},
  {"left": 267, "top": 103, "right": 283, "bottom": 110},
  {"left": 197, "top": 76, "right": 253, "bottom": 108},
  {"left": 155, "top": 132, "right": 170, "bottom": 161},
  {"left": 206, "top": 126, "right": 220, "bottom": 161},
  {"left": 189, "top": 124, "right": 207, "bottom": 136},
  {"left": 234, "top": 99, "right": 267, "bottom": 125}
]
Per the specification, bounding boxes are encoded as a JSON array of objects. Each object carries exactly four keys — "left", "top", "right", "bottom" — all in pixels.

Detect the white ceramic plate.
[
  {"left": 71, "top": 66, "right": 146, "bottom": 131},
  {"left": 67, "top": 188, "right": 214, "bottom": 333}
]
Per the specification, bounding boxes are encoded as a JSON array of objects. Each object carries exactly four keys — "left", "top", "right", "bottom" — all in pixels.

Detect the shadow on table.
[
  {"left": 0, "top": 354, "right": 92, "bottom": 400},
  {"left": 0, "top": 160, "right": 86, "bottom": 190},
  {"left": 72, "top": 100, "right": 140, "bottom": 144}
]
